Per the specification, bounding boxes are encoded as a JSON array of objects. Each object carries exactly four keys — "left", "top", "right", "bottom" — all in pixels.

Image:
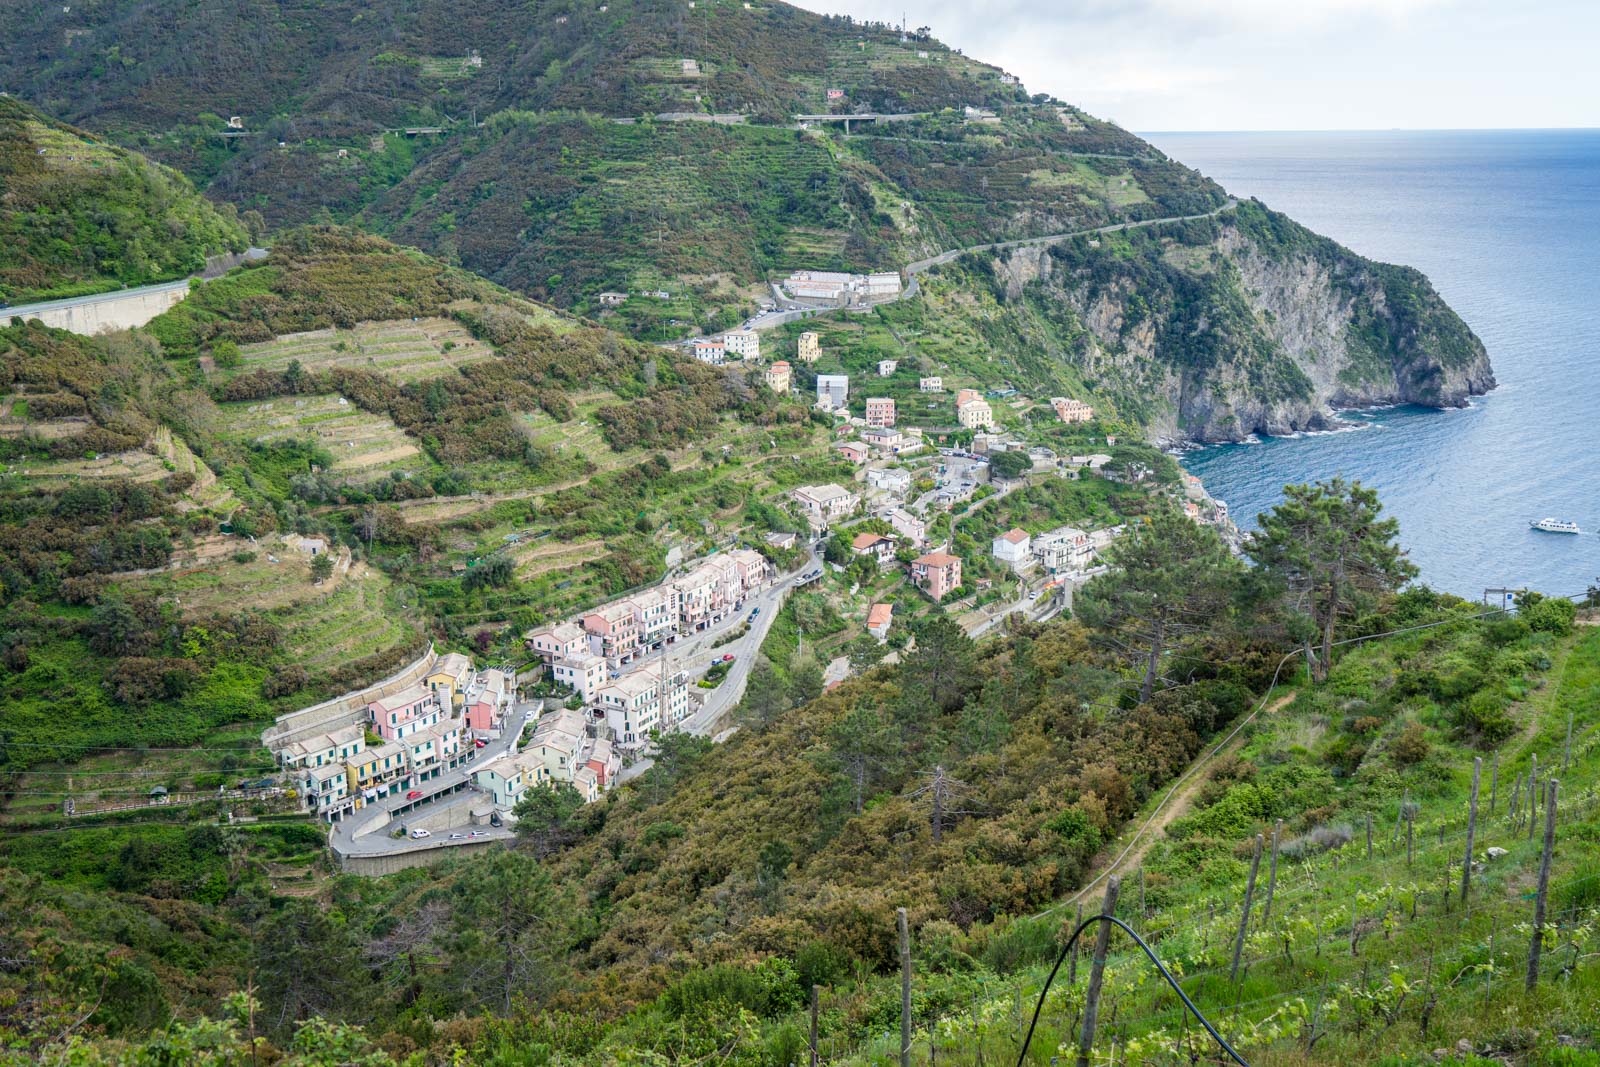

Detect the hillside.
[
  {"left": 0, "top": 0, "right": 1492, "bottom": 441},
  {"left": 0, "top": 96, "right": 248, "bottom": 305}
]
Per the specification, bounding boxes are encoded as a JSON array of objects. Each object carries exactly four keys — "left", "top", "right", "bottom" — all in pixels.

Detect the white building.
[
  {"left": 792, "top": 484, "right": 860, "bottom": 530},
  {"left": 862, "top": 271, "right": 903, "bottom": 297},
  {"left": 919, "top": 376, "right": 943, "bottom": 393},
  {"left": 866, "top": 467, "right": 912, "bottom": 495},
  {"left": 816, "top": 374, "right": 849, "bottom": 409},
  {"left": 551, "top": 651, "right": 608, "bottom": 702},
  {"left": 596, "top": 671, "right": 662, "bottom": 747},
  {"left": 691, "top": 339, "right": 727, "bottom": 365},
  {"left": 992, "top": 528, "right": 1032, "bottom": 567},
  {"left": 877, "top": 359, "right": 898, "bottom": 377},
  {"left": 1033, "top": 526, "right": 1094, "bottom": 574},
  {"left": 723, "top": 329, "right": 760, "bottom": 360}
]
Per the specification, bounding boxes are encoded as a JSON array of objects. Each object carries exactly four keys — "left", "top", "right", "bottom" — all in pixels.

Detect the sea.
[{"left": 1141, "top": 129, "right": 1600, "bottom": 600}]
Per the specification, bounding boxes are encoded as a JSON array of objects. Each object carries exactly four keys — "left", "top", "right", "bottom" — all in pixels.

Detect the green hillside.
[{"left": 0, "top": 97, "right": 248, "bottom": 305}]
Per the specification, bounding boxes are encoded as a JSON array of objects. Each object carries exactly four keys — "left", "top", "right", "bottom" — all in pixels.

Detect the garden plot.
[
  {"left": 0, "top": 396, "right": 91, "bottom": 440},
  {"left": 282, "top": 567, "right": 418, "bottom": 672},
  {"left": 232, "top": 317, "right": 492, "bottom": 382},
  {"left": 121, "top": 538, "right": 352, "bottom": 615},
  {"left": 223, "top": 394, "right": 423, "bottom": 474},
  {"left": 7, "top": 448, "right": 167, "bottom": 483},
  {"left": 152, "top": 425, "right": 235, "bottom": 511}
]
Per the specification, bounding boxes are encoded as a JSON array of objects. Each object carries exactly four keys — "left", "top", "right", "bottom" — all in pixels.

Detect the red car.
[
  {"left": 474, "top": 739, "right": 487, "bottom": 748},
  {"left": 405, "top": 790, "right": 423, "bottom": 800},
  {"left": 722, "top": 653, "right": 735, "bottom": 662}
]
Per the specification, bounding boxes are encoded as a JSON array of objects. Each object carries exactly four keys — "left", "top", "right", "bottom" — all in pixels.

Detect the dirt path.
[{"left": 1056, "top": 689, "right": 1297, "bottom": 912}]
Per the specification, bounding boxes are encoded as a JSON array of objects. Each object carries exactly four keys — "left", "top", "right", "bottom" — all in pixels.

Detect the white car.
[{"left": 409, "top": 828, "right": 431, "bottom": 839}]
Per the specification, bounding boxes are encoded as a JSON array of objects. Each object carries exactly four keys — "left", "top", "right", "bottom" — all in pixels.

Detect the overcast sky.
[{"left": 792, "top": 0, "right": 1599, "bottom": 131}]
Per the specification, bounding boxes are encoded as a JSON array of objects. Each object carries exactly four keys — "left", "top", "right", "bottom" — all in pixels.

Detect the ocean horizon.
[{"left": 1143, "top": 128, "right": 1600, "bottom": 600}]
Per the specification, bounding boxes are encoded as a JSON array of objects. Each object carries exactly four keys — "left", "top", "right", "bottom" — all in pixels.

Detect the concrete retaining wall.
[
  {"left": 3, "top": 280, "right": 191, "bottom": 336},
  {"left": 263, "top": 642, "right": 436, "bottom": 752},
  {"left": 336, "top": 837, "right": 505, "bottom": 876}
]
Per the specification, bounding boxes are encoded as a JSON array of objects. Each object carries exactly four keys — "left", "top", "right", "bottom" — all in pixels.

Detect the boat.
[{"left": 1530, "top": 518, "right": 1581, "bottom": 534}]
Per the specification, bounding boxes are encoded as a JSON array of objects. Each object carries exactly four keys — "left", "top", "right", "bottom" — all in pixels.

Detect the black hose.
[{"left": 1015, "top": 914, "right": 1249, "bottom": 1067}]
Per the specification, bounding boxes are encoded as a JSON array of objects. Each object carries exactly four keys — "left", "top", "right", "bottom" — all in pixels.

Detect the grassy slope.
[{"left": 0, "top": 97, "right": 247, "bottom": 304}]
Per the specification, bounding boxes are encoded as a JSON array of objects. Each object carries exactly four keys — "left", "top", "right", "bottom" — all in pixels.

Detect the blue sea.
[{"left": 1141, "top": 129, "right": 1600, "bottom": 599}]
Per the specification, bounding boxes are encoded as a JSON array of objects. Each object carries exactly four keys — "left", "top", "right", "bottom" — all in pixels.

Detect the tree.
[
  {"left": 309, "top": 553, "right": 334, "bottom": 583},
  {"left": 755, "top": 840, "right": 793, "bottom": 914},
  {"left": 1246, "top": 478, "right": 1416, "bottom": 682},
  {"left": 252, "top": 900, "right": 366, "bottom": 1036},
  {"left": 824, "top": 703, "right": 897, "bottom": 814},
  {"left": 1076, "top": 507, "right": 1238, "bottom": 704},
  {"left": 741, "top": 659, "right": 790, "bottom": 728},
  {"left": 512, "top": 783, "right": 585, "bottom": 859},
  {"left": 789, "top": 656, "right": 825, "bottom": 707},
  {"left": 443, "top": 850, "right": 568, "bottom": 1015},
  {"left": 988, "top": 450, "right": 1031, "bottom": 481},
  {"left": 898, "top": 615, "right": 977, "bottom": 713}
]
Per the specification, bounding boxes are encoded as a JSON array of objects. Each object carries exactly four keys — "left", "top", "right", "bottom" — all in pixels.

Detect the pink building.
[
  {"left": 911, "top": 551, "right": 963, "bottom": 601},
  {"left": 524, "top": 621, "right": 588, "bottom": 665},
  {"left": 369, "top": 684, "right": 443, "bottom": 742},
  {"left": 583, "top": 601, "right": 641, "bottom": 666},
  {"left": 1051, "top": 396, "right": 1094, "bottom": 423},
  {"left": 865, "top": 397, "right": 896, "bottom": 427}
]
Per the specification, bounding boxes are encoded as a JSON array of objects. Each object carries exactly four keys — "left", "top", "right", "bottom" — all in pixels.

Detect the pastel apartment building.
[
  {"left": 797, "top": 331, "right": 821, "bottom": 363},
  {"left": 911, "top": 550, "right": 963, "bottom": 601},
  {"left": 919, "top": 376, "right": 943, "bottom": 393},
  {"left": 472, "top": 756, "right": 530, "bottom": 811},
  {"left": 629, "top": 586, "right": 679, "bottom": 648},
  {"left": 862, "top": 426, "right": 920, "bottom": 455},
  {"left": 866, "top": 467, "right": 911, "bottom": 495},
  {"left": 792, "top": 483, "right": 860, "bottom": 531},
  {"left": 1051, "top": 397, "right": 1094, "bottom": 423},
  {"left": 426, "top": 652, "right": 474, "bottom": 713},
  {"left": 889, "top": 507, "right": 927, "bottom": 546},
  {"left": 864, "top": 397, "right": 896, "bottom": 428},
  {"left": 728, "top": 547, "right": 772, "bottom": 592},
  {"left": 299, "top": 763, "right": 353, "bottom": 822},
  {"left": 595, "top": 671, "right": 663, "bottom": 747},
  {"left": 957, "top": 396, "right": 995, "bottom": 430},
  {"left": 279, "top": 723, "right": 365, "bottom": 771},
  {"left": 524, "top": 621, "right": 589, "bottom": 666},
  {"left": 551, "top": 651, "right": 608, "bottom": 702},
  {"left": 765, "top": 360, "right": 791, "bottom": 393},
  {"left": 463, "top": 668, "right": 512, "bottom": 735},
  {"left": 369, "top": 685, "right": 443, "bottom": 742},
  {"left": 345, "top": 739, "right": 408, "bottom": 808},
  {"left": 582, "top": 600, "right": 641, "bottom": 667},
  {"left": 835, "top": 441, "right": 869, "bottom": 464},
  {"left": 723, "top": 328, "right": 760, "bottom": 360},
  {"left": 691, "top": 339, "right": 726, "bottom": 365}
]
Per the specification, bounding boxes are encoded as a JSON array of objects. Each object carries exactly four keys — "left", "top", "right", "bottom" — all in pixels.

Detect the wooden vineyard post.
[
  {"left": 1366, "top": 813, "right": 1373, "bottom": 859},
  {"left": 1068, "top": 901, "right": 1083, "bottom": 985},
  {"left": 1564, "top": 711, "right": 1574, "bottom": 775},
  {"left": 1263, "top": 820, "right": 1283, "bottom": 922},
  {"left": 1076, "top": 876, "right": 1121, "bottom": 1067},
  {"left": 1526, "top": 779, "right": 1559, "bottom": 992},
  {"left": 809, "top": 985, "right": 820, "bottom": 1067},
  {"left": 1528, "top": 755, "right": 1539, "bottom": 841},
  {"left": 1461, "top": 757, "right": 1481, "bottom": 902},
  {"left": 897, "top": 908, "right": 911, "bottom": 1067},
  {"left": 1489, "top": 750, "right": 1499, "bottom": 816},
  {"left": 1230, "top": 834, "right": 1264, "bottom": 983},
  {"left": 1406, "top": 810, "right": 1415, "bottom": 868}
]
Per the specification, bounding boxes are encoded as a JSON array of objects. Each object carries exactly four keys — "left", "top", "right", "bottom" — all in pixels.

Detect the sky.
[{"left": 791, "top": 0, "right": 1600, "bottom": 131}]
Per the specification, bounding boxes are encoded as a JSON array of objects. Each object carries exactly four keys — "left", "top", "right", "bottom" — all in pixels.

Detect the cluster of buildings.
[
  {"left": 691, "top": 328, "right": 760, "bottom": 365},
  {"left": 472, "top": 707, "right": 619, "bottom": 811},
  {"left": 282, "top": 654, "right": 514, "bottom": 822},
  {"left": 990, "top": 524, "right": 1119, "bottom": 576},
  {"left": 524, "top": 548, "right": 774, "bottom": 752},
  {"left": 783, "top": 270, "right": 903, "bottom": 305}
]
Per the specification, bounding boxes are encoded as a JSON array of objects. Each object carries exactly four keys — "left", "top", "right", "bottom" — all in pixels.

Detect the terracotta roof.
[
  {"left": 1000, "top": 528, "right": 1029, "bottom": 544},
  {"left": 915, "top": 551, "right": 959, "bottom": 566},
  {"left": 852, "top": 532, "right": 892, "bottom": 550},
  {"left": 867, "top": 603, "right": 893, "bottom": 628}
]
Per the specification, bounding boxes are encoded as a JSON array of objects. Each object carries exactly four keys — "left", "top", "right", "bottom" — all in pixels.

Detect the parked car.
[
  {"left": 722, "top": 653, "right": 735, "bottom": 662},
  {"left": 469, "top": 830, "right": 487, "bottom": 838},
  {"left": 474, "top": 738, "right": 487, "bottom": 748},
  {"left": 449, "top": 833, "right": 465, "bottom": 840},
  {"left": 409, "top": 828, "right": 431, "bottom": 839},
  {"left": 406, "top": 790, "right": 423, "bottom": 800},
  {"left": 489, "top": 813, "right": 502, "bottom": 828}
]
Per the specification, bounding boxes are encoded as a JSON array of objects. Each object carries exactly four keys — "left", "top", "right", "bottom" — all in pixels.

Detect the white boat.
[{"left": 1530, "top": 517, "right": 1581, "bottom": 534}]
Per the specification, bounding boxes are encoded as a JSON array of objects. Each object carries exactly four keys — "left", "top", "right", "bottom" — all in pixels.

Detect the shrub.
[{"left": 1390, "top": 722, "right": 1432, "bottom": 766}]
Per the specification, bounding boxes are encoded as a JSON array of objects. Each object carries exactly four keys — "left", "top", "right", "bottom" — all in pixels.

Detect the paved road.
[
  {"left": 719, "top": 199, "right": 1240, "bottom": 340},
  {"left": 2, "top": 248, "right": 269, "bottom": 319},
  {"left": 328, "top": 701, "right": 537, "bottom": 858}
]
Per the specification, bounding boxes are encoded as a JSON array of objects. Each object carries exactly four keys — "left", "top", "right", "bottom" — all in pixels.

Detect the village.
[{"left": 261, "top": 323, "right": 1235, "bottom": 863}]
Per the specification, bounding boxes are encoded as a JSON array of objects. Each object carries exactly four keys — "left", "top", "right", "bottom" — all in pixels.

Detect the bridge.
[{"left": 794, "top": 111, "right": 930, "bottom": 133}]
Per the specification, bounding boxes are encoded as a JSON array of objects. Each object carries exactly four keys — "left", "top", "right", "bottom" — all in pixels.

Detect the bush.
[
  {"left": 1390, "top": 722, "right": 1432, "bottom": 766},
  {"left": 1523, "top": 596, "right": 1576, "bottom": 635}
]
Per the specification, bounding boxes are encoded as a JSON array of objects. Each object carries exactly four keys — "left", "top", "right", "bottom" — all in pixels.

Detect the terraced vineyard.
[
  {"left": 227, "top": 316, "right": 493, "bottom": 382},
  {"left": 7, "top": 447, "right": 168, "bottom": 484},
  {"left": 282, "top": 566, "right": 420, "bottom": 672},
  {"left": 120, "top": 540, "right": 349, "bottom": 615},
  {"left": 221, "top": 393, "right": 425, "bottom": 474}
]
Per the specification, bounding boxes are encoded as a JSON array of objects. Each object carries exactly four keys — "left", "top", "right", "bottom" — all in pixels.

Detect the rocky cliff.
[{"left": 988, "top": 200, "right": 1493, "bottom": 444}]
